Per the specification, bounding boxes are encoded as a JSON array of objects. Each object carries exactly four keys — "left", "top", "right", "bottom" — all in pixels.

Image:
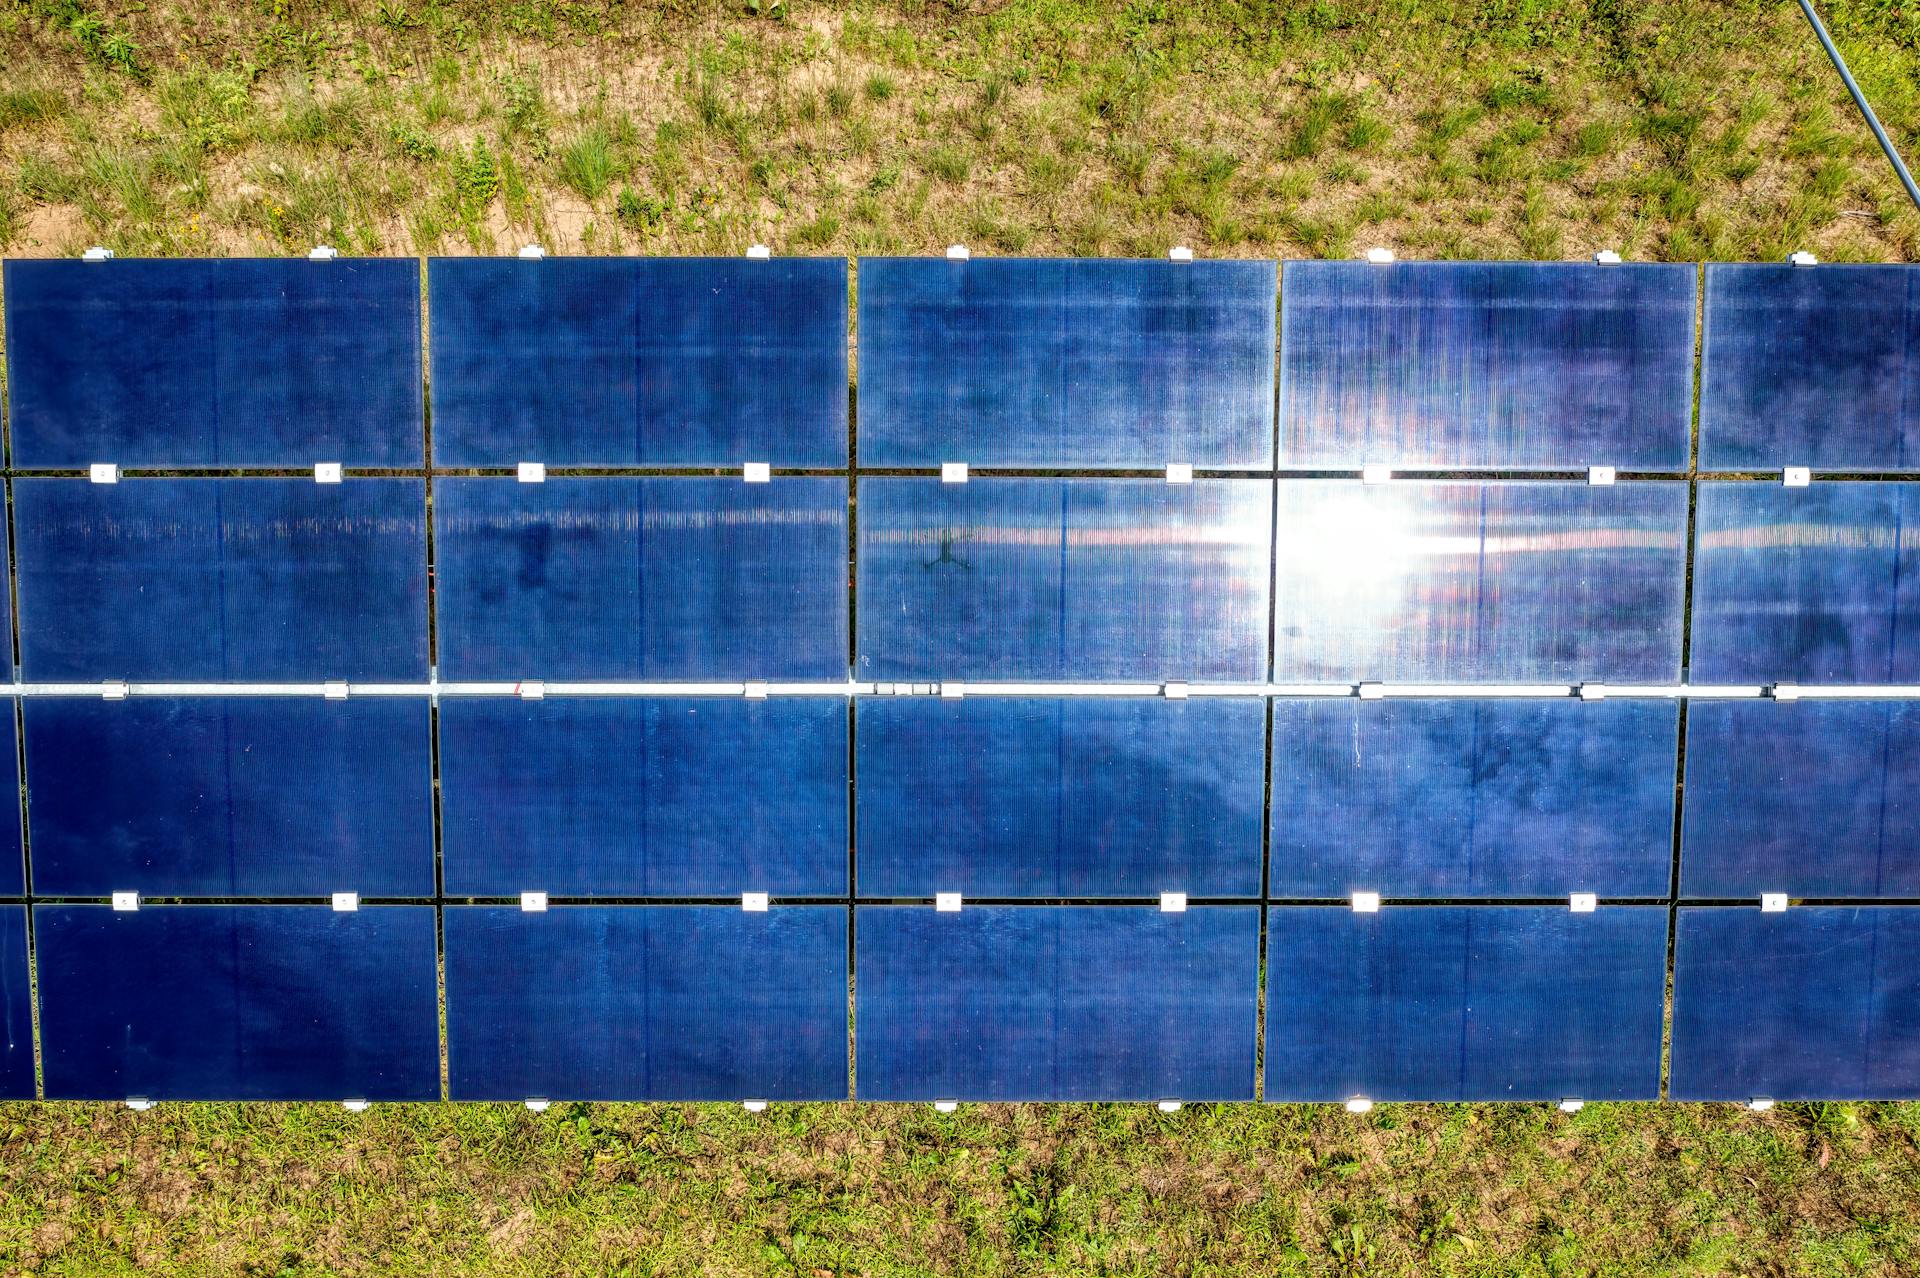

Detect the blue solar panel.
[
  {"left": 440, "top": 698, "right": 846, "bottom": 897},
  {"left": 856, "top": 905, "right": 1258, "bottom": 1100},
  {"left": 434, "top": 477, "right": 848, "bottom": 681},
  {"left": 1270, "top": 699, "right": 1676, "bottom": 898},
  {"left": 1280, "top": 261, "right": 1695, "bottom": 470},
  {"left": 428, "top": 258, "right": 848, "bottom": 467},
  {"left": 445, "top": 905, "right": 847, "bottom": 1100},
  {"left": 37, "top": 905, "right": 439, "bottom": 1101},
  {"left": 25, "top": 699, "right": 432, "bottom": 898},
  {"left": 856, "top": 698, "right": 1264, "bottom": 898},
  {"left": 1683, "top": 701, "right": 1920, "bottom": 898},
  {"left": 1264, "top": 906, "right": 1666, "bottom": 1101},
  {"left": 1272, "top": 481, "right": 1688, "bottom": 682},
  {"left": 15, "top": 478, "right": 428, "bottom": 682},
  {"left": 1701, "top": 265, "right": 1920, "bottom": 472},
  {"left": 855, "top": 258, "right": 1275, "bottom": 468},
  {"left": 2, "top": 258, "right": 423, "bottom": 468},
  {"left": 1691, "top": 481, "right": 1920, "bottom": 684},
  {"left": 858, "top": 478, "right": 1272, "bottom": 681},
  {"left": 0, "top": 714, "right": 19, "bottom": 898},
  {"left": 0, "top": 907, "right": 29, "bottom": 1100},
  {"left": 1671, "top": 906, "right": 1920, "bottom": 1100}
]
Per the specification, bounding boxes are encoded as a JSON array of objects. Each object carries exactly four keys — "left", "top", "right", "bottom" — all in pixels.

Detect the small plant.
[
  {"left": 864, "top": 73, "right": 894, "bottom": 102},
  {"left": 1345, "top": 114, "right": 1390, "bottom": 151},
  {"left": 558, "top": 128, "right": 618, "bottom": 200},
  {"left": 615, "top": 185, "right": 666, "bottom": 232},
  {"left": 825, "top": 82, "right": 853, "bottom": 119},
  {"left": 925, "top": 144, "right": 970, "bottom": 184},
  {"left": 451, "top": 138, "right": 500, "bottom": 212}
]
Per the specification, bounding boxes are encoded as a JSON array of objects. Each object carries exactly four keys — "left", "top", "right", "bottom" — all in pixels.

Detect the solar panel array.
[{"left": 0, "top": 253, "right": 1915, "bottom": 1106}]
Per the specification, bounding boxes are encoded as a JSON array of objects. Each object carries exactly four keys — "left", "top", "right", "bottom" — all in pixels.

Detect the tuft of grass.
[
  {"left": 924, "top": 143, "right": 970, "bottom": 184},
  {"left": 864, "top": 72, "right": 894, "bottom": 101},
  {"left": 557, "top": 127, "right": 619, "bottom": 201}
]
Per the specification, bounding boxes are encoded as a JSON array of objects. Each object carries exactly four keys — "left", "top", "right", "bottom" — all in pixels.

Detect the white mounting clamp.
[
  {"left": 1761, "top": 893, "right": 1789, "bottom": 913},
  {"left": 933, "top": 1099, "right": 959, "bottom": 1113},
  {"left": 1783, "top": 467, "right": 1810, "bottom": 488},
  {"left": 517, "top": 461, "right": 547, "bottom": 484},
  {"left": 1772, "top": 683, "right": 1801, "bottom": 703},
  {"left": 521, "top": 891, "right": 549, "bottom": 913},
  {"left": 945, "top": 244, "right": 970, "bottom": 261},
  {"left": 1351, "top": 891, "right": 1381, "bottom": 914},
  {"left": 1168, "top": 246, "right": 1194, "bottom": 262},
  {"left": 1162, "top": 681, "right": 1189, "bottom": 700},
  {"left": 517, "top": 244, "right": 547, "bottom": 260},
  {"left": 324, "top": 681, "right": 350, "bottom": 701},
  {"left": 1157, "top": 1099, "right": 1182, "bottom": 1112},
  {"left": 90, "top": 463, "right": 119, "bottom": 485},
  {"left": 1578, "top": 683, "right": 1607, "bottom": 702},
  {"left": 314, "top": 462, "right": 343, "bottom": 484},
  {"left": 1345, "top": 1097, "right": 1374, "bottom": 1114},
  {"left": 1749, "top": 1097, "right": 1776, "bottom": 1112},
  {"left": 1166, "top": 463, "right": 1194, "bottom": 485},
  {"left": 745, "top": 244, "right": 771, "bottom": 259},
  {"left": 1593, "top": 250, "right": 1622, "bottom": 265},
  {"left": 1787, "top": 251, "right": 1818, "bottom": 267},
  {"left": 743, "top": 681, "right": 769, "bottom": 700},
  {"left": 743, "top": 462, "right": 771, "bottom": 484},
  {"left": 332, "top": 892, "right": 359, "bottom": 913},
  {"left": 1587, "top": 466, "right": 1616, "bottom": 487},
  {"left": 309, "top": 246, "right": 340, "bottom": 261},
  {"left": 517, "top": 680, "right": 546, "bottom": 701},
  {"left": 125, "top": 1096, "right": 153, "bottom": 1110},
  {"left": 743, "top": 1099, "right": 769, "bottom": 1113},
  {"left": 82, "top": 246, "right": 115, "bottom": 261},
  {"left": 525, "top": 1098, "right": 551, "bottom": 1113},
  {"left": 941, "top": 462, "right": 969, "bottom": 484},
  {"left": 112, "top": 891, "right": 140, "bottom": 912},
  {"left": 1356, "top": 682, "right": 1385, "bottom": 701},
  {"left": 343, "top": 1098, "right": 369, "bottom": 1112},
  {"left": 1569, "top": 893, "right": 1597, "bottom": 914},
  {"left": 1160, "top": 892, "right": 1187, "bottom": 913},
  {"left": 1558, "top": 1098, "right": 1585, "bottom": 1113},
  {"left": 742, "top": 892, "right": 769, "bottom": 913},
  {"left": 101, "top": 681, "right": 129, "bottom": 701},
  {"left": 940, "top": 681, "right": 964, "bottom": 700},
  {"left": 1361, "top": 463, "right": 1392, "bottom": 485},
  {"left": 1363, "top": 247, "right": 1395, "bottom": 264},
  {"left": 935, "top": 892, "right": 963, "bottom": 913}
]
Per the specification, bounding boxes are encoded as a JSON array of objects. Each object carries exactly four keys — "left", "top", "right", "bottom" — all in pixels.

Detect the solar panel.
[
  {"left": 428, "top": 258, "right": 848, "bottom": 467},
  {"left": 1671, "top": 906, "right": 1920, "bottom": 1100},
  {"left": 856, "top": 258, "right": 1275, "bottom": 468},
  {"left": 433, "top": 477, "right": 848, "bottom": 680},
  {"left": 856, "top": 697, "right": 1264, "bottom": 898},
  {"left": 2, "top": 258, "right": 423, "bottom": 468},
  {"left": 36, "top": 905, "right": 439, "bottom": 1101},
  {"left": 857, "top": 477, "right": 1272, "bottom": 681},
  {"left": 1683, "top": 701, "right": 1920, "bottom": 898},
  {"left": 0, "top": 715, "right": 18, "bottom": 898},
  {"left": 439, "top": 698, "right": 846, "bottom": 897},
  {"left": 15, "top": 478, "right": 428, "bottom": 682},
  {"left": 1270, "top": 699, "right": 1676, "bottom": 898},
  {"left": 1701, "top": 264, "right": 1920, "bottom": 471},
  {"left": 1279, "top": 261, "right": 1694, "bottom": 471},
  {"left": 855, "top": 905, "right": 1258, "bottom": 1100},
  {"left": 25, "top": 699, "right": 432, "bottom": 898},
  {"left": 1264, "top": 906, "right": 1666, "bottom": 1101},
  {"left": 1272, "top": 481, "right": 1688, "bottom": 682},
  {"left": 1691, "top": 481, "right": 1920, "bottom": 683},
  {"left": 445, "top": 905, "right": 848, "bottom": 1100},
  {"left": 0, "top": 907, "right": 29, "bottom": 1100}
]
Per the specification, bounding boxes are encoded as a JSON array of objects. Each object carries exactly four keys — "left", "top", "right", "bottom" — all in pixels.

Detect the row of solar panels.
[
  {"left": 0, "top": 697, "right": 1912, "bottom": 900},
  {"left": 0, "top": 475, "right": 1915, "bottom": 683},
  {"left": 0, "top": 902, "right": 1908, "bottom": 1102},
  {"left": 7, "top": 257, "right": 1920, "bottom": 471}
]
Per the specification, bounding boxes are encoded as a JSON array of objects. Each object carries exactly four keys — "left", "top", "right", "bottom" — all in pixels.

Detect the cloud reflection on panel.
[{"left": 1273, "top": 481, "right": 1688, "bottom": 684}]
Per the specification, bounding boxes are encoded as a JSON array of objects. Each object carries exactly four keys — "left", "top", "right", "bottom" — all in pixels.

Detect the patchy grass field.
[{"left": 6, "top": 1, "right": 1920, "bottom": 1275}]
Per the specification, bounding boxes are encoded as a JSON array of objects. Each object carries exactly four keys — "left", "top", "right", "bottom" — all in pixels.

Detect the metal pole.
[{"left": 1798, "top": 0, "right": 1920, "bottom": 215}]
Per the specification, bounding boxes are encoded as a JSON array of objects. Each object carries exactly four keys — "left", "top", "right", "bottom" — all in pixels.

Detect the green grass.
[{"left": 6, "top": 1, "right": 1920, "bottom": 1272}]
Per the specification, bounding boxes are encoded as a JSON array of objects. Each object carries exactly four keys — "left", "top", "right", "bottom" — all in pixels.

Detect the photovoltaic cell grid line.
[{"left": 3, "top": 256, "right": 1920, "bottom": 1105}]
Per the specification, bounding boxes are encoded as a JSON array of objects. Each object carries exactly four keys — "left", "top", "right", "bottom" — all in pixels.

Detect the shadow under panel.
[
  {"left": 856, "top": 477, "right": 1272, "bottom": 682},
  {"left": 36, "top": 904, "right": 439, "bottom": 1101},
  {"left": 444, "top": 905, "right": 848, "bottom": 1101},
  {"left": 1690, "top": 481, "right": 1920, "bottom": 684},
  {"left": 25, "top": 698, "right": 432, "bottom": 898},
  {"left": 433, "top": 477, "right": 848, "bottom": 681},
  {"left": 854, "top": 257, "right": 1275, "bottom": 469},
  {"left": 1270, "top": 699, "right": 1676, "bottom": 898},
  {"left": 427, "top": 257, "right": 848, "bottom": 468},
  {"left": 1671, "top": 906, "right": 1920, "bottom": 1101},
  {"left": 1700, "top": 264, "right": 1920, "bottom": 472},
  {"left": 855, "top": 905, "right": 1259, "bottom": 1101},
  {"left": 1, "top": 257, "right": 424, "bottom": 469},
  {"left": 14, "top": 478, "right": 429, "bottom": 683},
  {"left": 1271, "top": 480, "right": 1688, "bottom": 683},
  {"left": 856, "top": 697, "right": 1264, "bottom": 898},
  {"left": 1263, "top": 905, "right": 1667, "bottom": 1101},
  {"left": 1279, "top": 260, "right": 1694, "bottom": 470},
  {"left": 439, "top": 697, "right": 846, "bottom": 897}
]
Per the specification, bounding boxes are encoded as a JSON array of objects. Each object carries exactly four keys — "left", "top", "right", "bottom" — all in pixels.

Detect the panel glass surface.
[
  {"left": 858, "top": 478, "right": 1272, "bottom": 681},
  {"left": 445, "top": 905, "right": 848, "bottom": 1100},
  {"left": 15, "top": 478, "right": 428, "bottom": 682},
  {"left": 1264, "top": 906, "right": 1667, "bottom": 1101},
  {"left": 1701, "top": 264, "right": 1920, "bottom": 471},
  {"left": 427, "top": 257, "right": 848, "bottom": 467},
  {"left": 2, "top": 258, "right": 423, "bottom": 468},
  {"left": 1671, "top": 906, "right": 1920, "bottom": 1100},
  {"left": 36, "top": 905, "right": 439, "bottom": 1101},
  {"left": 26, "top": 699, "right": 432, "bottom": 897},
  {"left": 440, "top": 698, "right": 846, "bottom": 897},
  {"left": 1691, "top": 481, "right": 1920, "bottom": 683},
  {"left": 1683, "top": 701, "right": 1920, "bottom": 898},
  {"left": 1280, "top": 261, "right": 1695, "bottom": 470},
  {"left": 855, "top": 258, "right": 1275, "bottom": 468},
  {"left": 0, "top": 714, "right": 19, "bottom": 898},
  {"left": 1270, "top": 699, "right": 1676, "bottom": 898},
  {"left": 0, "top": 908, "right": 29, "bottom": 1100},
  {"left": 434, "top": 477, "right": 848, "bottom": 680},
  {"left": 855, "top": 905, "right": 1259, "bottom": 1100},
  {"left": 1271, "top": 480, "right": 1688, "bottom": 682},
  {"left": 856, "top": 698, "right": 1264, "bottom": 898}
]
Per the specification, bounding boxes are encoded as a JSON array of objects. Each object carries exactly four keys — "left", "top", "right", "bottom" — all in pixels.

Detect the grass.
[{"left": 5, "top": 0, "right": 1920, "bottom": 1273}]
